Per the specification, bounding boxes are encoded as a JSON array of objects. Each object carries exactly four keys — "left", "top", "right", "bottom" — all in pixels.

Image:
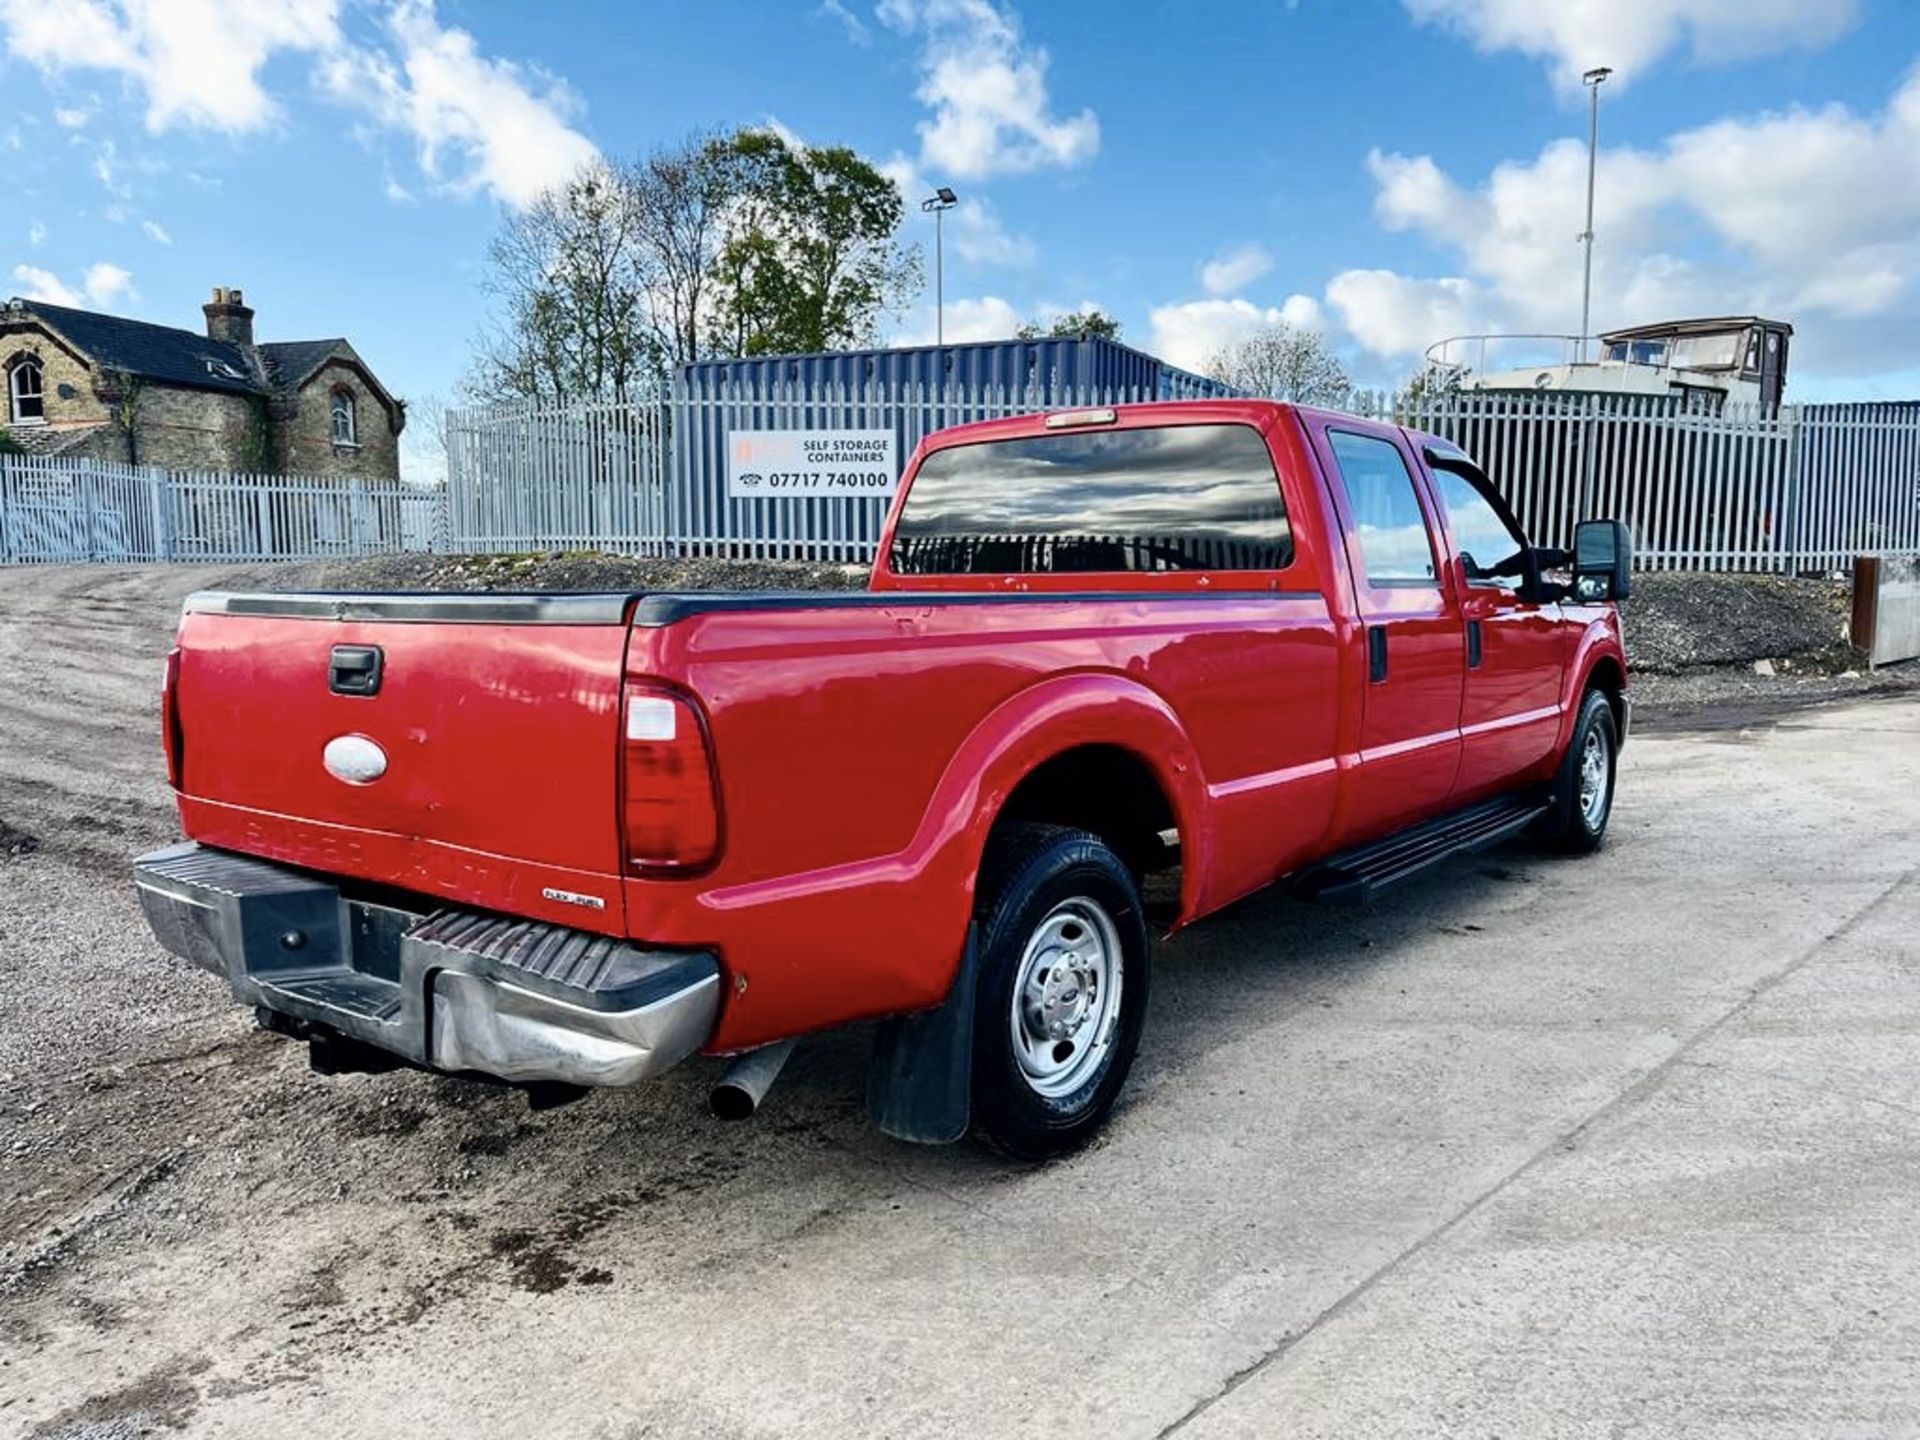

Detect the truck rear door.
[
  {"left": 168, "top": 592, "right": 634, "bottom": 934},
  {"left": 1307, "top": 419, "right": 1466, "bottom": 842}
]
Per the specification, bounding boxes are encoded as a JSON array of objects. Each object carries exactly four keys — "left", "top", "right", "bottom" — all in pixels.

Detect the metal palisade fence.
[
  {"left": 0, "top": 454, "right": 445, "bottom": 564},
  {"left": 443, "top": 379, "right": 1147, "bottom": 564},
  {"left": 443, "top": 382, "right": 1920, "bottom": 574},
  {"left": 9, "top": 384, "right": 1919, "bottom": 572},
  {"left": 1379, "top": 391, "right": 1920, "bottom": 572}
]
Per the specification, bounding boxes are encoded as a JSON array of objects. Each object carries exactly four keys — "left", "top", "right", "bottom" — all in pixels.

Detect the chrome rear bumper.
[{"left": 132, "top": 842, "right": 718, "bottom": 1088}]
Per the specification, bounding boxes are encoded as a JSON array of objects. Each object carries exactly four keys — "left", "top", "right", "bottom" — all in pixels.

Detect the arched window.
[
  {"left": 7, "top": 355, "right": 45, "bottom": 424},
  {"left": 330, "top": 387, "right": 357, "bottom": 445}
]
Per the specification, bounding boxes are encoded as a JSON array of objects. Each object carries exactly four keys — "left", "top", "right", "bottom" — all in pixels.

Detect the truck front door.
[
  {"left": 1426, "top": 460, "right": 1568, "bottom": 800},
  {"left": 1312, "top": 422, "right": 1465, "bottom": 843}
]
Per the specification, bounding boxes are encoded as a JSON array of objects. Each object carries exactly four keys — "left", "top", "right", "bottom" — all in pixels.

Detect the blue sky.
[{"left": 6, "top": 0, "right": 1920, "bottom": 476}]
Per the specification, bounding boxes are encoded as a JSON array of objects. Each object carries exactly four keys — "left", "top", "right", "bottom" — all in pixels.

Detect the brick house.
[{"left": 1, "top": 287, "right": 404, "bottom": 478}]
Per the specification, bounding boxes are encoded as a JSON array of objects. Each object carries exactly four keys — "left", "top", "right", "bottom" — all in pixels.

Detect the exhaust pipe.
[{"left": 710, "top": 1038, "right": 797, "bottom": 1121}]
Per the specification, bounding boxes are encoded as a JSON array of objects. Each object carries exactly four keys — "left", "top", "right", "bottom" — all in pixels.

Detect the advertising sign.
[{"left": 725, "top": 430, "right": 899, "bottom": 499}]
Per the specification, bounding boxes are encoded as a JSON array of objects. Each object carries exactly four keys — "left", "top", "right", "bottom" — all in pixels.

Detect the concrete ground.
[{"left": 1, "top": 565, "right": 1917, "bottom": 1438}]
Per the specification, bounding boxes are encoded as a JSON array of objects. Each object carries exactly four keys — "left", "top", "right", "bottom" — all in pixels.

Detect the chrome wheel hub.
[
  {"left": 1578, "top": 727, "right": 1611, "bottom": 828},
  {"left": 1010, "top": 898, "right": 1123, "bottom": 1099}
]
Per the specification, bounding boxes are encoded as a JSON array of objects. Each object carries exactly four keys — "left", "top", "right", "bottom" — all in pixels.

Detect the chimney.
[{"left": 203, "top": 285, "right": 255, "bottom": 348}]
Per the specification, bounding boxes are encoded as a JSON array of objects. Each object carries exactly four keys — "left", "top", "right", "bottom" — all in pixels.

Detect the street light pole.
[
  {"left": 1579, "top": 66, "right": 1613, "bottom": 363},
  {"left": 921, "top": 187, "right": 958, "bottom": 346}
]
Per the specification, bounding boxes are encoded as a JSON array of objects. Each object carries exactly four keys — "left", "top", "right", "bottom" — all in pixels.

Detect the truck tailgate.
[{"left": 169, "top": 592, "right": 634, "bottom": 934}]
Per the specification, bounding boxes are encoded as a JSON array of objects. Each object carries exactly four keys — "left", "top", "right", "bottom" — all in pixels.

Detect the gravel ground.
[
  {"left": 1617, "top": 570, "right": 1918, "bottom": 723},
  {"left": 4, "top": 562, "right": 1919, "bottom": 1438},
  {"left": 1619, "top": 569, "right": 1854, "bottom": 672}
]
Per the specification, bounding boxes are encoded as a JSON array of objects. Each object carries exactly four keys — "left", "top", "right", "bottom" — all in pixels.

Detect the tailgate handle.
[{"left": 328, "top": 644, "right": 384, "bottom": 697}]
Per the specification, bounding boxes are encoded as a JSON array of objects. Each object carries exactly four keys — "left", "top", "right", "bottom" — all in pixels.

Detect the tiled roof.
[
  {"left": 4, "top": 299, "right": 397, "bottom": 424},
  {"left": 10, "top": 299, "right": 262, "bottom": 394},
  {"left": 259, "top": 339, "right": 348, "bottom": 390}
]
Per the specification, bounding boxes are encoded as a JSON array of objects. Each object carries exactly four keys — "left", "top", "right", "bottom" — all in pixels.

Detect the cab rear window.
[{"left": 889, "top": 422, "right": 1292, "bottom": 575}]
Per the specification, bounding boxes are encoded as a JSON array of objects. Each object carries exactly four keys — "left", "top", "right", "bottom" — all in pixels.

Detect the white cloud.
[
  {"left": 11, "top": 263, "right": 79, "bottom": 305},
  {"left": 1200, "top": 242, "right": 1273, "bottom": 297},
  {"left": 883, "top": 153, "right": 1036, "bottom": 268},
  {"left": 895, "top": 293, "right": 1022, "bottom": 345},
  {"left": 1336, "top": 61, "right": 1920, "bottom": 375},
  {"left": 1148, "top": 295, "right": 1326, "bottom": 371},
  {"left": 82, "top": 260, "right": 132, "bottom": 305},
  {"left": 319, "top": 0, "right": 598, "bottom": 208},
  {"left": 819, "top": 0, "right": 870, "bottom": 45},
  {"left": 1279, "top": 293, "right": 1325, "bottom": 331},
  {"left": 1402, "top": 0, "right": 1859, "bottom": 90},
  {"left": 27, "top": 219, "right": 46, "bottom": 247},
  {"left": 0, "top": 0, "right": 343, "bottom": 132},
  {"left": 10, "top": 259, "right": 132, "bottom": 307},
  {"left": 879, "top": 0, "right": 1098, "bottom": 180},
  {"left": 52, "top": 105, "right": 88, "bottom": 127},
  {"left": 91, "top": 137, "right": 130, "bottom": 198},
  {"left": 949, "top": 195, "right": 1034, "bottom": 266},
  {"left": 140, "top": 218, "right": 170, "bottom": 244},
  {"left": 0, "top": 0, "right": 595, "bottom": 209},
  {"left": 1324, "top": 271, "right": 1484, "bottom": 359}
]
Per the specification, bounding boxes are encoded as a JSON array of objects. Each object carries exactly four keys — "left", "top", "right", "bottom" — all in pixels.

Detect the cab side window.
[
  {"left": 1328, "top": 430, "right": 1436, "bottom": 586},
  {"left": 1433, "top": 469, "right": 1526, "bottom": 586}
]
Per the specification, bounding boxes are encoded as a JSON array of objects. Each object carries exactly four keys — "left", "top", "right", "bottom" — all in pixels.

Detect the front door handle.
[
  {"left": 1466, "top": 619, "right": 1484, "bottom": 669},
  {"left": 1367, "top": 625, "right": 1388, "bottom": 683}
]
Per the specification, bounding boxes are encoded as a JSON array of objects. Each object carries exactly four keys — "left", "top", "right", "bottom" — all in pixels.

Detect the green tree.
[
  {"left": 629, "top": 132, "right": 756, "bottom": 367},
  {"left": 1207, "top": 323, "right": 1351, "bottom": 407},
  {"left": 1015, "top": 310, "right": 1122, "bottom": 340},
  {"left": 466, "top": 130, "right": 920, "bottom": 403},
  {"left": 708, "top": 130, "right": 920, "bottom": 355},
  {"left": 469, "top": 161, "right": 658, "bottom": 404}
]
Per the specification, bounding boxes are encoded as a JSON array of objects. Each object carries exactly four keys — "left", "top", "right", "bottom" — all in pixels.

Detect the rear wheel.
[
  {"left": 970, "top": 824, "right": 1149, "bottom": 1160},
  {"left": 1540, "top": 688, "right": 1618, "bottom": 854}
]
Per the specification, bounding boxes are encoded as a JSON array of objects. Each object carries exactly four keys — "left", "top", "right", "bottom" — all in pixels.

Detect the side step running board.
[{"left": 1297, "top": 793, "right": 1549, "bottom": 906}]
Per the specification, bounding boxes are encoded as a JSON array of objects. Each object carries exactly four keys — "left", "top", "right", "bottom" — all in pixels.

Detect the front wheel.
[
  {"left": 970, "top": 824, "right": 1149, "bottom": 1160},
  {"left": 1540, "top": 688, "right": 1619, "bottom": 854}
]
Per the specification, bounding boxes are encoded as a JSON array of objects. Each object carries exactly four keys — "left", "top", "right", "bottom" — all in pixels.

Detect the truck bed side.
[{"left": 620, "top": 588, "right": 1340, "bottom": 1048}]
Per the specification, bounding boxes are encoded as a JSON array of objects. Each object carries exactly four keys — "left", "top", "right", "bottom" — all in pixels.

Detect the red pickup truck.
[{"left": 134, "top": 400, "right": 1630, "bottom": 1158}]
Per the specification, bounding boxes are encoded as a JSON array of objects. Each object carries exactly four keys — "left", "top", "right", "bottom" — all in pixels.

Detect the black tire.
[
  {"left": 1539, "top": 689, "right": 1619, "bottom": 854},
  {"left": 969, "top": 823, "right": 1149, "bottom": 1160}
]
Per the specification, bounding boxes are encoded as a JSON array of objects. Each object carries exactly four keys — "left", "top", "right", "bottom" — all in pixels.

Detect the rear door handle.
[
  {"left": 328, "top": 644, "right": 383, "bottom": 697},
  {"left": 1466, "top": 619, "right": 1483, "bottom": 669},
  {"left": 1367, "top": 625, "right": 1388, "bottom": 683}
]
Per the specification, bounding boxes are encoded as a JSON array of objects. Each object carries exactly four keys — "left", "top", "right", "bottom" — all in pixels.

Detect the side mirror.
[{"left": 1572, "top": 519, "right": 1633, "bottom": 602}]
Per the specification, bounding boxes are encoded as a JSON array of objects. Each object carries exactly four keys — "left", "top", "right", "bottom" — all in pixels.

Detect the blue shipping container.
[{"left": 675, "top": 333, "right": 1234, "bottom": 405}]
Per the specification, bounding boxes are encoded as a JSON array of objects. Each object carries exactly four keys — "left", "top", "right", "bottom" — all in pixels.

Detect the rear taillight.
[
  {"left": 161, "top": 646, "right": 184, "bottom": 788},
  {"left": 621, "top": 682, "right": 720, "bottom": 874}
]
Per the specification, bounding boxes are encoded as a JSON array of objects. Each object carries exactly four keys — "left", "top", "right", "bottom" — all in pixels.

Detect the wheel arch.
[
  {"left": 943, "top": 673, "right": 1209, "bottom": 926},
  {"left": 1585, "top": 652, "right": 1628, "bottom": 737},
  {"left": 1557, "top": 616, "right": 1629, "bottom": 756},
  {"left": 869, "top": 673, "right": 1202, "bottom": 1146}
]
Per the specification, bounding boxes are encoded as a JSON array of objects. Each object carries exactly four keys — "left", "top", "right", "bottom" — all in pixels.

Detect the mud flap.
[{"left": 867, "top": 924, "right": 978, "bottom": 1145}]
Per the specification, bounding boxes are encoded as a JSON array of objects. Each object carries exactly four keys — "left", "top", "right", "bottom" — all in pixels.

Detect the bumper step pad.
[{"left": 132, "top": 842, "right": 719, "bottom": 1088}]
